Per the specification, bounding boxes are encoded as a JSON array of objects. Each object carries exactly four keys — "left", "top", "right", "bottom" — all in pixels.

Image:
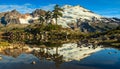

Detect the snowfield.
[{"left": 57, "top": 5, "right": 103, "bottom": 27}]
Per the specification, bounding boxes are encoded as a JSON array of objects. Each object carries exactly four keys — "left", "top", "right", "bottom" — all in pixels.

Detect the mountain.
[
  {"left": 0, "top": 9, "right": 46, "bottom": 25},
  {"left": 30, "top": 9, "right": 46, "bottom": 17},
  {"left": 58, "top": 5, "right": 120, "bottom": 32},
  {"left": 0, "top": 9, "right": 21, "bottom": 24},
  {"left": 58, "top": 5, "right": 102, "bottom": 24},
  {"left": 0, "top": 5, "right": 120, "bottom": 32}
]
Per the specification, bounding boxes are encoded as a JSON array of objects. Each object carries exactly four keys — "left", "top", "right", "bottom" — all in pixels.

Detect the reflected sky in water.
[
  {"left": 78, "top": 48, "right": 120, "bottom": 69},
  {"left": 0, "top": 43, "right": 120, "bottom": 69}
]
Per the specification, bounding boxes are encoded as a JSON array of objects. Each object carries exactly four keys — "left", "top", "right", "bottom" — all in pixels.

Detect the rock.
[
  {"left": 46, "top": 58, "right": 51, "bottom": 60},
  {"left": 10, "top": 49, "right": 14, "bottom": 52},
  {"left": 22, "top": 46, "right": 29, "bottom": 50},
  {"left": 0, "top": 9, "right": 21, "bottom": 24},
  {"left": 83, "top": 54, "right": 87, "bottom": 56},
  {"left": 108, "top": 52, "right": 112, "bottom": 54},
  {"left": 0, "top": 56, "right": 2, "bottom": 60},
  {"left": 5, "top": 18, "right": 20, "bottom": 24},
  {"left": 9, "top": 46, "right": 14, "bottom": 49},
  {"left": 31, "top": 61, "right": 36, "bottom": 64},
  {"left": 40, "top": 45, "right": 46, "bottom": 48},
  {"left": 0, "top": 48, "right": 2, "bottom": 52},
  {"left": 31, "top": 9, "right": 46, "bottom": 17}
]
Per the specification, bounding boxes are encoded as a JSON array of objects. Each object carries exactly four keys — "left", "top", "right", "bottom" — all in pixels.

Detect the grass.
[
  {"left": 99, "top": 39, "right": 120, "bottom": 48},
  {"left": 111, "top": 43, "right": 120, "bottom": 47},
  {"left": 0, "top": 41, "right": 10, "bottom": 47},
  {"left": 0, "top": 24, "right": 28, "bottom": 32}
]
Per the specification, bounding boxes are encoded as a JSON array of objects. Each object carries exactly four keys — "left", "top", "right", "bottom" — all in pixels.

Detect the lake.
[{"left": 0, "top": 43, "right": 120, "bottom": 69}]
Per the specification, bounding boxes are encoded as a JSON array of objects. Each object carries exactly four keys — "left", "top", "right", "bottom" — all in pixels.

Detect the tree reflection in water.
[
  {"left": 32, "top": 46, "right": 64, "bottom": 69},
  {"left": 0, "top": 39, "right": 103, "bottom": 69}
]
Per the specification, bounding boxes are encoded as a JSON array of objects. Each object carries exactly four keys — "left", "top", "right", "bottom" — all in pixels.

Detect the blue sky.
[{"left": 0, "top": 0, "right": 120, "bottom": 18}]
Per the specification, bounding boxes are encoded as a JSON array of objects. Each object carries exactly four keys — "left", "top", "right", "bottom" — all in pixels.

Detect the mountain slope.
[
  {"left": 57, "top": 5, "right": 120, "bottom": 32},
  {"left": 58, "top": 5, "right": 102, "bottom": 24},
  {"left": 0, "top": 5, "right": 120, "bottom": 32}
]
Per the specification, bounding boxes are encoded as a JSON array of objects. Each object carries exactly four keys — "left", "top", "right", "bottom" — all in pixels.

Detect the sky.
[{"left": 0, "top": 0, "right": 120, "bottom": 18}]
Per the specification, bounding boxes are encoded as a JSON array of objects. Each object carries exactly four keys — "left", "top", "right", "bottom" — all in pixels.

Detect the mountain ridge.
[{"left": 0, "top": 5, "right": 120, "bottom": 32}]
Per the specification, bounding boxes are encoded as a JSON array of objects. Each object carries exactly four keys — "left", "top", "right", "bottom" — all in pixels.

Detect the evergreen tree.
[
  {"left": 39, "top": 15, "right": 45, "bottom": 24},
  {"left": 45, "top": 11, "right": 52, "bottom": 24},
  {"left": 53, "top": 5, "right": 63, "bottom": 25}
]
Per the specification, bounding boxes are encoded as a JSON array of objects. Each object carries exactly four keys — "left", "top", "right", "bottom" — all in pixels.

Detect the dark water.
[{"left": 0, "top": 46, "right": 120, "bottom": 69}]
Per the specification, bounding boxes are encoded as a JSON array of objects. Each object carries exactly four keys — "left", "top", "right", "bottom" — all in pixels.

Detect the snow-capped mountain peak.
[
  {"left": 57, "top": 5, "right": 104, "bottom": 27},
  {"left": 0, "top": 5, "right": 119, "bottom": 32},
  {"left": 62, "top": 5, "right": 102, "bottom": 18},
  {"left": 60, "top": 5, "right": 101, "bottom": 21}
]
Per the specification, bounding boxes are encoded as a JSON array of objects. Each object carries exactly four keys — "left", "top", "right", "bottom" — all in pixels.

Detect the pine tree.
[
  {"left": 53, "top": 5, "right": 63, "bottom": 25},
  {"left": 45, "top": 11, "right": 52, "bottom": 24},
  {"left": 39, "top": 15, "right": 44, "bottom": 24}
]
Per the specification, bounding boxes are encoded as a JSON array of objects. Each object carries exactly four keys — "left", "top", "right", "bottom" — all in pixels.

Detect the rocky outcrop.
[
  {"left": 0, "top": 9, "right": 21, "bottom": 24},
  {"left": 0, "top": 9, "right": 46, "bottom": 25},
  {"left": 75, "top": 17, "right": 120, "bottom": 32},
  {"left": 4, "top": 18, "right": 20, "bottom": 24},
  {"left": 31, "top": 9, "right": 46, "bottom": 17}
]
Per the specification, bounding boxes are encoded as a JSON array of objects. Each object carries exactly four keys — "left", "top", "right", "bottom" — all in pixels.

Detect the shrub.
[{"left": 44, "top": 24, "right": 62, "bottom": 31}]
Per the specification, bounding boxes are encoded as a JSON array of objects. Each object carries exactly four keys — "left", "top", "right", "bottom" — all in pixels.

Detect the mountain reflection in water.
[{"left": 1, "top": 43, "right": 120, "bottom": 69}]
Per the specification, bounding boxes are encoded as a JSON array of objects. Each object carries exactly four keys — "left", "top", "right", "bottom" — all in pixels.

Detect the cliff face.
[
  {"left": 0, "top": 9, "right": 21, "bottom": 24},
  {"left": 75, "top": 17, "right": 120, "bottom": 32},
  {"left": 31, "top": 9, "right": 46, "bottom": 17}
]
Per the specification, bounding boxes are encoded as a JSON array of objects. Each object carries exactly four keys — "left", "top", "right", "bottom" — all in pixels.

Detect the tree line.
[{"left": 39, "top": 5, "right": 63, "bottom": 25}]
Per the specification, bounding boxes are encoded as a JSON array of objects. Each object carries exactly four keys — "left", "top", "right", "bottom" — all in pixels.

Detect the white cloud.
[
  {"left": 0, "top": 4, "right": 34, "bottom": 13},
  {"left": 40, "top": 4, "right": 55, "bottom": 11},
  {"left": 0, "top": 4, "right": 31, "bottom": 13},
  {"left": 0, "top": 4, "right": 56, "bottom": 13}
]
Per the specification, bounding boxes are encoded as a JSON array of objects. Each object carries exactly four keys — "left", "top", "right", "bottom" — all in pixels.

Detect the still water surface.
[{"left": 0, "top": 43, "right": 120, "bottom": 69}]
